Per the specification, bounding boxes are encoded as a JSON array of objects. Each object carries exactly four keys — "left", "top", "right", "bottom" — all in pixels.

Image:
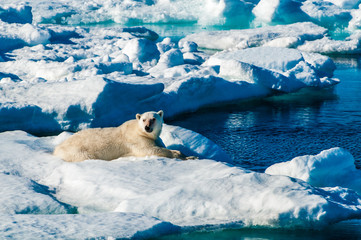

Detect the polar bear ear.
[
  {"left": 136, "top": 113, "right": 141, "bottom": 120},
  {"left": 157, "top": 110, "right": 164, "bottom": 118}
]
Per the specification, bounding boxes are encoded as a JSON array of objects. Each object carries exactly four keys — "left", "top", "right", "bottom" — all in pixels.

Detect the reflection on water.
[
  {"left": 170, "top": 63, "right": 361, "bottom": 171},
  {"left": 167, "top": 60, "right": 361, "bottom": 240},
  {"left": 332, "top": 57, "right": 361, "bottom": 70},
  {"left": 156, "top": 220, "right": 361, "bottom": 240}
]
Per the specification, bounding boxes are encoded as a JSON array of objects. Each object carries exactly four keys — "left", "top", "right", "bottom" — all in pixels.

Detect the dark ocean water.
[
  {"left": 167, "top": 58, "right": 361, "bottom": 239},
  {"left": 170, "top": 58, "right": 361, "bottom": 172}
]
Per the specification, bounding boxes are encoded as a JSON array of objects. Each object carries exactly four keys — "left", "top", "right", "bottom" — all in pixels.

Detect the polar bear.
[{"left": 53, "top": 110, "right": 195, "bottom": 162}]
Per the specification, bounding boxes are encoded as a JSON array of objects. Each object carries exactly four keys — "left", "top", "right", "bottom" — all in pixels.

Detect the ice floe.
[
  {"left": 0, "top": 212, "right": 179, "bottom": 239},
  {"left": 0, "top": 0, "right": 361, "bottom": 238},
  {"left": 349, "top": 6, "right": 361, "bottom": 30},
  {"left": 180, "top": 21, "right": 361, "bottom": 55},
  {"left": 1, "top": 0, "right": 361, "bottom": 37},
  {"left": 298, "top": 36, "right": 361, "bottom": 54},
  {"left": 0, "top": 17, "right": 345, "bottom": 133},
  {"left": 180, "top": 22, "right": 327, "bottom": 51},
  {"left": 204, "top": 47, "right": 339, "bottom": 92},
  {"left": 0, "top": 173, "right": 71, "bottom": 215},
  {"left": 266, "top": 147, "right": 361, "bottom": 195},
  {"left": 0, "top": 128, "right": 361, "bottom": 236}
]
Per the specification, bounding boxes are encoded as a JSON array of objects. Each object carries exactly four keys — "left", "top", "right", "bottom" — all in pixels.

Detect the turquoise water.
[
  {"left": 154, "top": 220, "right": 361, "bottom": 239},
  {"left": 167, "top": 60, "right": 361, "bottom": 238}
]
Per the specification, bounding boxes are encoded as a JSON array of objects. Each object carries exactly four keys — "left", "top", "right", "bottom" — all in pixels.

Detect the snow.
[
  {"left": 0, "top": 0, "right": 360, "bottom": 36},
  {"left": 122, "top": 38, "right": 160, "bottom": 63},
  {"left": 301, "top": 1, "right": 352, "bottom": 28},
  {"left": 0, "top": 19, "right": 342, "bottom": 133},
  {"left": 252, "top": 0, "right": 307, "bottom": 25},
  {"left": 180, "top": 21, "right": 361, "bottom": 55},
  {"left": 1, "top": 129, "right": 361, "bottom": 236},
  {"left": 180, "top": 22, "right": 327, "bottom": 51},
  {"left": 1, "top": 2, "right": 356, "bottom": 134},
  {"left": 0, "top": 0, "right": 361, "bottom": 237},
  {"left": 0, "top": 125, "right": 224, "bottom": 238},
  {"left": 0, "top": 173, "right": 70, "bottom": 215},
  {"left": 0, "top": 0, "right": 253, "bottom": 27},
  {"left": 203, "top": 47, "right": 339, "bottom": 92},
  {"left": 266, "top": 148, "right": 361, "bottom": 195},
  {"left": 0, "top": 213, "right": 179, "bottom": 239},
  {"left": 252, "top": 0, "right": 353, "bottom": 28},
  {"left": 349, "top": 7, "right": 361, "bottom": 30},
  {"left": 298, "top": 36, "right": 361, "bottom": 54}
]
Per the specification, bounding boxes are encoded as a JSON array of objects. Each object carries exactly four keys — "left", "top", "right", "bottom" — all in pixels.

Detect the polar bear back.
[{"left": 54, "top": 120, "right": 149, "bottom": 162}]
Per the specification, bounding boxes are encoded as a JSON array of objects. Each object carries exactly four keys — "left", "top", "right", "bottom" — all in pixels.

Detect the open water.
[
  {"left": 167, "top": 58, "right": 361, "bottom": 239},
  {"left": 170, "top": 58, "right": 361, "bottom": 171}
]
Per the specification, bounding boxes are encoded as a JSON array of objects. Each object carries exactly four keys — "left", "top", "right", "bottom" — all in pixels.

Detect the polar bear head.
[{"left": 136, "top": 110, "right": 164, "bottom": 139}]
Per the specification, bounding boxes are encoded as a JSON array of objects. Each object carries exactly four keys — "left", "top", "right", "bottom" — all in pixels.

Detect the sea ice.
[
  {"left": 0, "top": 0, "right": 360, "bottom": 238},
  {"left": 1, "top": 0, "right": 361, "bottom": 40},
  {"left": 252, "top": 0, "right": 352, "bottom": 28},
  {"left": 203, "top": 47, "right": 339, "bottom": 92},
  {"left": 0, "top": 19, "right": 342, "bottom": 133},
  {"left": 349, "top": 6, "right": 361, "bottom": 30},
  {"left": 0, "top": 212, "right": 178, "bottom": 239},
  {"left": 252, "top": 0, "right": 307, "bottom": 25},
  {"left": 0, "top": 130, "right": 360, "bottom": 232},
  {"left": 298, "top": 36, "right": 361, "bottom": 54},
  {"left": 266, "top": 147, "right": 361, "bottom": 195},
  {"left": 301, "top": 0, "right": 352, "bottom": 28},
  {"left": 179, "top": 22, "right": 327, "bottom": 51},
  {"left": 0, "top": 0, "right": 257, "bottom": 28},
  {"left": 0, "top": 173, "right": 70, "bottom": 215},
  {"left": 121, "top": 38, "right": 160, "bottom": 63}
]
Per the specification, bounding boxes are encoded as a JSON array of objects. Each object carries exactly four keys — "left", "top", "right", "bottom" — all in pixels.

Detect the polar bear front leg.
[
  {"left": 169, "top": 149, "right": 187, "bottom": 160},
  {"left": 158, "top": 148, "right": 198, "bottom": 160},
  {"left": 143, "top": 147, "right": 187, "bottom": 160}
]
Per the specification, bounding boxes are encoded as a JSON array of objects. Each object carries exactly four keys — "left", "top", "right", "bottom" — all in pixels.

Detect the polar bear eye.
[{"left": 143, "top": 119, "right": 146, "bottom": 122}]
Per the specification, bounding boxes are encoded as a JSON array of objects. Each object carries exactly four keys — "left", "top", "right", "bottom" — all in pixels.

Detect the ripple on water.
[{"left": 170, "top": 65, "right": 361, "bottom": 171}]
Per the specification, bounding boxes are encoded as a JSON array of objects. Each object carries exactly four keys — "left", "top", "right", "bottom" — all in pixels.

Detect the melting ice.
[{"left": 1, "top": 0, "right": 361, "bottom": 239}]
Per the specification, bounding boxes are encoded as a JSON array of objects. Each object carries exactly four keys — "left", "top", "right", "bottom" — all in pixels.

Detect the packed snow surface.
[
  {"left": 0, "top": 213, "right": 179, "bottom": 239},
  {"left": 1, "top": 127, "right": 361, "bottom": 238},
  {"left": 1, "top": 1, "right": 361, "bottom": 238}
]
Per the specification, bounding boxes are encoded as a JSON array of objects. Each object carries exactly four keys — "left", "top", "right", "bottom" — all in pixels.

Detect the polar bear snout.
[
  {"left": 145, "top": 125, "right": 152, "bottom": 133},
  {"left": 143, "top": 117, "right": 156, "bottom": 133}
]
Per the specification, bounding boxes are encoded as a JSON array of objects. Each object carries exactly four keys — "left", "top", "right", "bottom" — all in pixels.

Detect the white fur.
[{"left": 53, "top": 110, "right": 189, "bottom": 162}]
